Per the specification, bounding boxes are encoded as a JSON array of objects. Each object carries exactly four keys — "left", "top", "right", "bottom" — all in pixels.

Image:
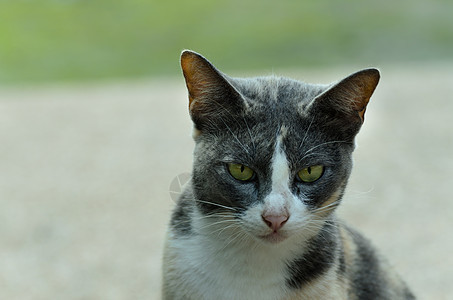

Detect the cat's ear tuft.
[
  {"left": 180, "top": 50, "right": 243, "bottom": 131},
  {"left": 315, "top": 68, "right": 380, "bottom": 123}
]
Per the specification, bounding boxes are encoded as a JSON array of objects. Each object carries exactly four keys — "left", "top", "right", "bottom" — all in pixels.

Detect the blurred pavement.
[{"left": 0, "top": 64, "right": 452, "bottom": 299}]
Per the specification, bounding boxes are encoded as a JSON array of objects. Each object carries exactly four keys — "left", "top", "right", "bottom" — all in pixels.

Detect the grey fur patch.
[{"left": 170, "top": 188, "right": 194, "bottom": 236}]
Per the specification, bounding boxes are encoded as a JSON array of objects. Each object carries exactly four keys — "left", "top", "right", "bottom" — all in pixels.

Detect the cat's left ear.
[{"left": 313, "top": 68, "right": 380, "bottom": 123}]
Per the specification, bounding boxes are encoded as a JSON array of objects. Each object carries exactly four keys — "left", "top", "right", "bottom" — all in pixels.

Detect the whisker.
[
  {"left": 297, "top": 223, "right": 321, "bottom": 236},
  {"left": 297, "top": 140, "right": 352, "bottom": 165},
  {"left": 218, "top": 116, "right": 251, "bottom": 156},
  {"left": 233, "top": 229, "right": 249, "bottom": 246},
  {"left": 304, "top": 217, "right": 340, "bottom": 231},
  {"left": 312, "top": 200, "right": 341, "bottom": 215},
  {"left": 213, "top": 222, "right": 240, "bottom": 237},
  {"left": 220, "top": 229, "right": 245, "bottom": 251},
  {"left": 303, "top": 220, "right": 339, "bottom": 242},
  {"left": 194, "top": 199, "right": 237, "bottom": 211},
  {"left": 303, "top": 140, "right": 351, "bottom": 156},
  {"left": 345, "top": 187, "right": 376, "bottom": 202},
  {"left": 198, "top": 219, "right": 236, "bottom": 231},
  {"left": 299, "top": 116, "right": 315, "bottom": 149},
  {"left": 243, "top": 116, "right": 256, "bottom": 153},
  {"left": 191, "top": 213, "right": 233, "bottom": 222}
]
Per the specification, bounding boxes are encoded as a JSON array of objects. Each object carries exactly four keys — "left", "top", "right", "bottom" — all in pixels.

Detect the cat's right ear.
[
  {"left": 180, "top": 50, "right": 244, "bottom": 132},
  {"left": 312, "top": 68, "right": 380, "bottom": 123},
  {"left": 306, "top": 68, "right": 380, "bottom": 139}
]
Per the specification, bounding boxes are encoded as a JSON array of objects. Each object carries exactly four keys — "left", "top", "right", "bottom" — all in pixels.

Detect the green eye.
[
  {"left": 297, "top": 165, "right": 324, "bottom": 183},
  {"left": 227, "top": 163, "right": 255, "bottom": 181}
]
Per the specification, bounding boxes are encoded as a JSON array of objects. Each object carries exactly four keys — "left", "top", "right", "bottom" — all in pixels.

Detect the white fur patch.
[
  {"left": 163, "top": 208, "right": 294, "bottom": 299},
  {"left": 263, "top": 138, "right": 291, "bottom": 215},
  {"left": 272, "top": 138, "right": 290, "bottom": 188}
]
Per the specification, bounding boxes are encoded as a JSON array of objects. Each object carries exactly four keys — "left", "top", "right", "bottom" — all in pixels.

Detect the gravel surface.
[{"left": 1, "top": 64, "right": 452, "bottom": 299}]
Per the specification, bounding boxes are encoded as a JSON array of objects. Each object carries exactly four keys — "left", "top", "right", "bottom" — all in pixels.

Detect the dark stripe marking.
[{"left": 286, "top": 220, "right": 338, "bottom": 289}]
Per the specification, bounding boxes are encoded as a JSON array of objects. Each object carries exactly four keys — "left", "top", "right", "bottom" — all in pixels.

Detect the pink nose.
[{"left": 262, "top": 214, "right": 289, "bottom": 231}]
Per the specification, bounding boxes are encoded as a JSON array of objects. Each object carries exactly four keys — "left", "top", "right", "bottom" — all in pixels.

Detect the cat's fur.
[{"left": 162, "top": 50, "right": 414, "bottom": 299}]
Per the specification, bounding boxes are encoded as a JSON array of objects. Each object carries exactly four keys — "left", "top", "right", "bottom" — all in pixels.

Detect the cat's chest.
[{"left": 171, "top": 233, "right": 293, "bottom": 299}]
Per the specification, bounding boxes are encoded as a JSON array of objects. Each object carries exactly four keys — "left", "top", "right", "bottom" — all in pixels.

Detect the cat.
[{"left": 162, "top": 50, "right": 414, "bottom": 300}]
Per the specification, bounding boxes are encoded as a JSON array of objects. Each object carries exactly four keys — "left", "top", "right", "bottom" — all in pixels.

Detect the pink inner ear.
[
  {"left": 358, "top": 104, "right": 368, "bottom": 122},
  {"left": 353, "top": 73, "right": 379, "bottom": 122},
  {"left": 181, "top": 51, "right": 221, "bottom": 110},
  {"left": 319, "top": 68, "right": 380, "bottom": 121},
  {"left": 181, "top": 52, "right": 203, "bottom": 108}
]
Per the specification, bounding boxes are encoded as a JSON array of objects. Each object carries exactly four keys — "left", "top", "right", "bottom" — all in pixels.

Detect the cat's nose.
[{"left": 262, "top": 214, "right": 289, "bottom": 231}]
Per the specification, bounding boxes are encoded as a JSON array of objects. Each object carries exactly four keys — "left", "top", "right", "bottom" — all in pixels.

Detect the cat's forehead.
[
  {"left": 231, "top": 76, "right": 327, "bottom": 107},
  {"left": 227, "top": 76, "right": 329, "bottom": 142}
]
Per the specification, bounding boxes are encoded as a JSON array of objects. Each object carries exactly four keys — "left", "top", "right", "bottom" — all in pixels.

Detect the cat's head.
[{"left": 180, "top": 50, "right": 379, "bottom": 245}]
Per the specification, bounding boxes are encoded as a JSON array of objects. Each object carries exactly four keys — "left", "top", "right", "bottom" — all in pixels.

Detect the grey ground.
[{"left": 0, "top": 63, "right": 452, "bottom": 299}]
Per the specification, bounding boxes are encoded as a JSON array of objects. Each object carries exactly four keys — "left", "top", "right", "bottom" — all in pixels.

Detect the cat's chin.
[{"left": 259, "top": 232, "right": 288, "bottom": 244}]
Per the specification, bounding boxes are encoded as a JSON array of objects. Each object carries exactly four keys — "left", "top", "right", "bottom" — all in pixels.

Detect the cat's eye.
[
  {"left": 297, "top": 165, "right": 324, "bottom": 183},
  {"left": 227, "top": 163, "right": 255, "bottom": 181}
]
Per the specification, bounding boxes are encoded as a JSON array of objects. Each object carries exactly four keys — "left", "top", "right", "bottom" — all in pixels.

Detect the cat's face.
[{"left": 181, "top": 50, "right": 379, "bottom": 245}]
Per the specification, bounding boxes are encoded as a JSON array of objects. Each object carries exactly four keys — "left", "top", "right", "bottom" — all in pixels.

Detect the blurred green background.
[{"left": 0, "top": 0, "right": 452, "bottom": 84}]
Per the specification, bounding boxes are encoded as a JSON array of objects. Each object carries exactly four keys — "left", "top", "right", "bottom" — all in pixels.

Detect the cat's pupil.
[
  {"left": 240, "top": 165, "right": 245, "bottom": 172},
  {"left": 307, "top": 167, "right": 312, "bottom": 174}
]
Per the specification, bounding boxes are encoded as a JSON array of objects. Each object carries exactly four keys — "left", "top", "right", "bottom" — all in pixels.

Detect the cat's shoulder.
[{"left": 337, "top": 223, "right": 415, "bottom": 299}]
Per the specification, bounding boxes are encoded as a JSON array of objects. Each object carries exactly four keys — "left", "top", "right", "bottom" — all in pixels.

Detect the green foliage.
[{"left": 0, "top": 0, "right": 452, "bottom": 84}]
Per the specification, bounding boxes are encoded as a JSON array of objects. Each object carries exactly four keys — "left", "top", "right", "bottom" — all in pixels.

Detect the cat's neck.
[{"left": 171, "top": 201, "right": 343, "bottom": 299}]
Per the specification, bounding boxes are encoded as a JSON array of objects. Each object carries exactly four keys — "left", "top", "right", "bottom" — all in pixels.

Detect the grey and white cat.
[{"left": 162, "top": 50, "right": 414, "bottom": 299}]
